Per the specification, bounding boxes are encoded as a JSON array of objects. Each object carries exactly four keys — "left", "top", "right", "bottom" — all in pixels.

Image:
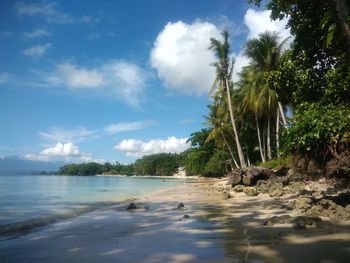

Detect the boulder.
[
  {"left": 292, "top": 216, "right": 322, "bottom": 229},
  {"left": 177, "top": 202, "right": 185, "bottom": 209},
  {"left": 243, "top": 187, "right": 258, "bottom": 196},
  {"left": 263, "top": 215, "right": 292, "bottom": 226},
  {"left": 127, "top": 203, "right": 137, "bottom": 210},
  {"left": 233, "top": 185, "right": 245, "bottom": 192}
]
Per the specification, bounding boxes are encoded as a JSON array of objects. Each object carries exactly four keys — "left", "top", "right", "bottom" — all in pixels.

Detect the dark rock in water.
[
  {"left": 183, "top": 214, "right": 190, "bottom": 218},
  {"left": 126, "top": 203, "right": 137, "bottom": 210},
  {"left": 177, "top": 202, "right": 185, "bottom": 209}
]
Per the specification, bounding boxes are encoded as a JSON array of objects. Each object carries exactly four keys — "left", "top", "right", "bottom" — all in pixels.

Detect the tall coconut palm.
[
  {"left": 209, "top": 31, "right": 247, "bottom": 168},
  {"left": 242, "top": 31, "right": 289, "bottom": 160},
  {"left": 239, "top": 65, "right": 267, "bottom": 162},
  {"left": 205, "top": 102, "right": 239, "bottom": 169},
  {"left": 245, "top": 31, "right": 289, "bottom": 129}
]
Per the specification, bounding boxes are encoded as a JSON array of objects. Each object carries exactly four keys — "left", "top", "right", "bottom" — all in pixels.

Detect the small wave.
[{"left": 0, "top": 200, "right": 131, "bottom": 240}]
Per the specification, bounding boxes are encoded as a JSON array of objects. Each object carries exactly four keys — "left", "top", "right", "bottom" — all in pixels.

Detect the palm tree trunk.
[
  {"left": 278, "top": 102, "right": 288, "bottom": 128},
  {"left": 225, "top": 78, "right": 246, "bottom": 168},
  {"left": 255, "top": 113, "right": 266, "bottom": 163},
  {"left": 263, "top": 126, "right": 267, "bottom": 160},
  {"left": 267, "top": 115, "right": 272, "bottom": 161},
  {"left": 276, "top": 108, "right": 280, "bottom": 157},
  {"left": 331, "top": 0, "right": 350, "bottom": 61},
  {"left": 219, "top": 129, "right": 239, "bottom": 169}
]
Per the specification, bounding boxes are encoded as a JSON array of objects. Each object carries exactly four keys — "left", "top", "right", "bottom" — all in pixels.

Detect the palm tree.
[
  {"left": 209, "top": 31, "right": 247, "bottom": 168},
  {"left": 242, "top": 31, "right": 289, "bottom": 160},
  {"left": 205, "top": 102, "right": 239, "bottom": 169},
  {"left": 239, "top": 65, "right": 267, "bottom": 162}
]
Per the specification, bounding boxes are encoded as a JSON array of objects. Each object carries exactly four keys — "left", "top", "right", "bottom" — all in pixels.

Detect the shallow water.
[{"left": 0, "top": 174, "right": 187, "bottom": 234}]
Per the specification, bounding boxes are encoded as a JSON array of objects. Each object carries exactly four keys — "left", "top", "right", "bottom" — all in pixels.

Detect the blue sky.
[{"left": 0, "top": 0, "right": 289, "bottom": 164}]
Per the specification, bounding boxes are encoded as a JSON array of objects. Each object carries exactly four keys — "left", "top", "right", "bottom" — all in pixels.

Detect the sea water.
[{"left": 0, "top": 175, "right": 186, "bottom": 236}]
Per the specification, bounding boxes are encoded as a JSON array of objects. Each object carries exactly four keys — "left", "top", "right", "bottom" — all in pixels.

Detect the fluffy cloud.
[
  {"left": 150, "top": 20, "right": 221, "bottom": 95},
  {"left": 244, "top": 9, "right": 290, "bottom": 40},
  {"left": 23, "top": 29, "right": 51, "bottom": 38},
  {"left": 115, "top": 137, "right": 190, "bottom": 157},
  {"left": 24, "top": 142, "right": 80, "bottom": 161},
  {"left": 24, "top": 142, "right": 94, "bottom": 162},
  {"left": 105, "top": 120, "right": 157, "bottom": 135},
  {"left": 41, "top": 60, "right": 148, "bottom": 106},
  {"left": 23, "top": 43, "right": 51, "bottom": 58},
  {"left": 39, "top": 127, "right": 97, "bottom": 143},
  {"left": 231, "top": 9, "right": 291, "bottom": 81},
  {"left": 40, "top": 142, "right": 80, "bottom": 157}
]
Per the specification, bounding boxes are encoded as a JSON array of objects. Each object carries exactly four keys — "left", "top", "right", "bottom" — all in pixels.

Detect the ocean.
[{"left": 0, "top": 174, "right": 187, "bottom": 238}]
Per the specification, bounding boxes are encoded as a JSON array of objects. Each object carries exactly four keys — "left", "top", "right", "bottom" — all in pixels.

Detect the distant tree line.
[{"left": 58, "top": 153, "right": 182, "bottom": 176}]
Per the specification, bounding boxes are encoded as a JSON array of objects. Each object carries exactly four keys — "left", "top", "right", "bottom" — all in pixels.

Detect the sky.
[{"left": 0, "top": 0, "right": 290, "bottom": 164}]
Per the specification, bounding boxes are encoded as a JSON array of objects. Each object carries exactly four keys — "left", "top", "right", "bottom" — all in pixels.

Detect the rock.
[
  {"left": 263, "top": 215, "right": 292, "bottom": 226},
  {"left": 177, "top": 202, "right": 185, "bottom": 209},
  {"left": 233, "top": 185, "right": 245, "bottom": 192},
  {"left": 289, "top": 196, "right": 313, "bottom": 212},
  {"left": 126, "top": 203, "right": 137, "bottom": 210},
  {"left": 228, "top": 170, "right": 244, "bottom": 185},
  {"left": 270, "top": 189, "right": 284, "bottom": 197},
  {"left": 263, "top": 215, "right": 321, "bottom": 229},
  {"left": 222, "top": 191, "right": 231, "bottom": 199},
  {"left": 243, "top": 187, "right": 258, "bottom": 196},
  {"left": 183, "top": 214, "right": 190, "bottom": 218},
  {"left": 292, "top": 216, "right": 321, "bottom": 229}
]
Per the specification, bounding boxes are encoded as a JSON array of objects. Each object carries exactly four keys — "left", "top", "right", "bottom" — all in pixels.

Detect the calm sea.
[{"left": 0, "top": 175, "right": 187, "bottom": 236}]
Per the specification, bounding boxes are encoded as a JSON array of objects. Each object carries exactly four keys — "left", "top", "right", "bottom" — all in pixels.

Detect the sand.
[{"left": 1, "top": 178, "right": 350, "bottom": 263}]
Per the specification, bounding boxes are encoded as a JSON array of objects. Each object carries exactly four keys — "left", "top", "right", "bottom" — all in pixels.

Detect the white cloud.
[
  {"left": 115, "top": 136, "right": 190, "bottom": 157},
  {"left": 24, "top": 142, "right": 93, "bottom": 162},
  {"left": 41, "top": 60, "right": 148, "bottom": 106},
  {"left": 105, "top": 120, "right": 157, "bottom": 135},
  {"left": 231, "top": 9, "right": 291, "bottom": 81},
  {"left": 40, "top": 142, "right": 80, "bottom": 157},
  {"left": 23, "top": 43, "right": 51, "bottom": 58},
  {"left": 23, "top": 28, "right": 50, "bottom": 38},
  {"left": 56, "top": 62, "right": 104, "bottom": 88},
  {"left": 15, "top": 2, "right": 74, "bottom": 24},
  {"left": 150, "top": 20, "right": 221, "bottom": 96},
  {"left": 39, "top": 127, "right": 97, "bottom": 143},
  {"left": 244, "top": 9, "right": 290, "bottom": 40}
]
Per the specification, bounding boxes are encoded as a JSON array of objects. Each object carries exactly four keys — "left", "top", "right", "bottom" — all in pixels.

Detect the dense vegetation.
[
  {"left": 186, "top": 0, "right": 350, "bottom": 177},
  {"left": 60, "top": 0, "right": 349, "bottom": 178}
]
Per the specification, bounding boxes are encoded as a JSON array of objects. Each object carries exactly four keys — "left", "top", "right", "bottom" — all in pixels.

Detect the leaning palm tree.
[
  {"left": 205, "top": 102, "right": 239, "bottom": 169},
  {"left": 209, "top": 31, "right": 247, "bottom": 168}
]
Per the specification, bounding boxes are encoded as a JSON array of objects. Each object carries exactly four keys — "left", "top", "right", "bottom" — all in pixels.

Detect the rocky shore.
[{"left": 209, "top": 166, "right": 350, "bottom": 228}]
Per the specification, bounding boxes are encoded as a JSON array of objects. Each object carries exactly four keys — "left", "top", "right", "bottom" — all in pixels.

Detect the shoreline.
[{"left": 1, "top": 177, "right": 350, "bottom": 262}]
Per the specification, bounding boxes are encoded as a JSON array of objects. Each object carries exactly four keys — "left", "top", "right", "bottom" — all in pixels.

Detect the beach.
[{"left": 1, "top": 178, "right": 350, "bottom": 263}]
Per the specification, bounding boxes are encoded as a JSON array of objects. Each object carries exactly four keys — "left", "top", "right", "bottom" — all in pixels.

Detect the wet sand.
[{"left": 1, "top": 179, "right": 350, "bottom": 263}]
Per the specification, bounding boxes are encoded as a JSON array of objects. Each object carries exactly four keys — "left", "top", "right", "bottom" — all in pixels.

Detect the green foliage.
[
  {"left": 281, "top": 102, "right": 350, "bottom": 161},
  {"left": 258, "top": 156, "right": 292, "bottom": 169},
  {"left": 203, "top": 150, "right": 229, "bottom": 177},
  {"left": 59, "top": 162, "right": 103, "bottom": 176},
  {"left": 134, "top": 153, "right": 180, "bottom": 176}
]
